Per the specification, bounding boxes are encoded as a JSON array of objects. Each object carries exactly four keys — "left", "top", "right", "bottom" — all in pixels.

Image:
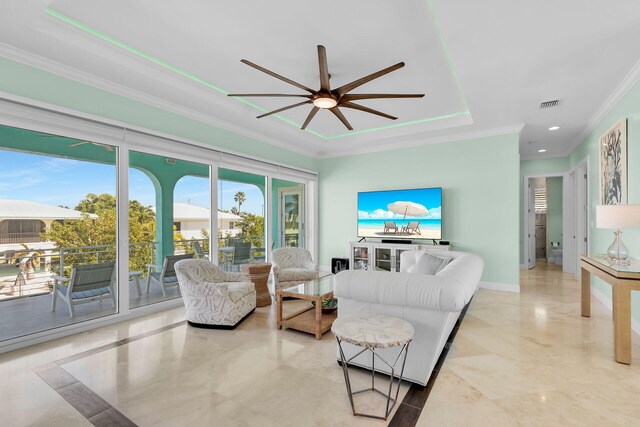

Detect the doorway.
[{"left": 524, "top": 174, "right": 571, "bottom": 271}]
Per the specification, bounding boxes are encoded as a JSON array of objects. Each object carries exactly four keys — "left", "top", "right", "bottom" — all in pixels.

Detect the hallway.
[{"left": 417, "top": 260, "right": 640, "bottom": 426}]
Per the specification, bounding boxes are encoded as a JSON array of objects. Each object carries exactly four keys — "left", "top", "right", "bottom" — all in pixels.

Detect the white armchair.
[
  {"left": 175, "top": 259, "right": 256, "bottom": 329},
  {"left": 271, "top": 247, "right": 319, "bottom": 293}
]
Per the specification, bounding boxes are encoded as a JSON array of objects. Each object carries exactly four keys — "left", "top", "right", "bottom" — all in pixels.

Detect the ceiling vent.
[{"left": 540, "top": 99, "right": 560, "bottom": 109}]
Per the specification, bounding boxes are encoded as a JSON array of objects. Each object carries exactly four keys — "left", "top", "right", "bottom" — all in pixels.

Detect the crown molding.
[
  {"left": 0, "top": 42, "right": 319, "bottom": 159},
  {"left": 0, "top": 43, "right": 527, "bottom": 162},
  {"left": 318, "top": 124, "right": 524, "bottom": 159},
  {"left": 519, "top": 152, "right": 570, "bottom": 161},
  {"left": 562, "top": 57, "right": 640, "bottom": 157}
]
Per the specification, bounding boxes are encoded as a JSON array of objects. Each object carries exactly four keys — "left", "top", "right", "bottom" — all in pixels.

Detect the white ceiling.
[{"left": 1, "top": 0, "right": 640, "bottom": 159}]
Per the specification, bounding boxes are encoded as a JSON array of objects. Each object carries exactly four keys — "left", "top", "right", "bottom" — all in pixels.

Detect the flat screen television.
[{"left": 357, "top": 187, "right": 442, "bottom": 240}]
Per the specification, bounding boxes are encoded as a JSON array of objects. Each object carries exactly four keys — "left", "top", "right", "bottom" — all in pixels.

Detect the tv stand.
[{"left": 349, "top": 241, "right": 451, "bottom": 272}]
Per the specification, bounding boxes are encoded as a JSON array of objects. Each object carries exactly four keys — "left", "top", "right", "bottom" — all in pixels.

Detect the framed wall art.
[{"left": 599, "top": 118, "right": 627, "bottom": 205}]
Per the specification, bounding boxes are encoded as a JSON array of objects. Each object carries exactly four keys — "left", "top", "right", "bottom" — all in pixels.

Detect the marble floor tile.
[{"left": 2, "top": 261, "right": 640, "bottom": 426}]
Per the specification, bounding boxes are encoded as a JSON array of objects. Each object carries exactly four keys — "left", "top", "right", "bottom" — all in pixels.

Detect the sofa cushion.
[
  {"left": 404, "top": 252, "right": 451, "bottom": 275},
  {"left": 224, "top": 281, "right": 255, "bottom": 303}
]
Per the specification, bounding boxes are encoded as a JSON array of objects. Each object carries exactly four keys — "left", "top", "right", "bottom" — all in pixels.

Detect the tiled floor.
[
  {"left": 419, "top": 262, "right": 640, "bottom": 426},
  {"left": 1, "top": 262, "right": 639, "bottom": 426}
]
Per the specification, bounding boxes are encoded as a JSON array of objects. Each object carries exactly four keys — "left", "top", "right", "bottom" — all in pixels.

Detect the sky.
[
  {"left": 0, "top": 150, "right": 264, "bottom": 216},
  {"left": 358, "top": 188, "right": 442, "bottom": 220}
]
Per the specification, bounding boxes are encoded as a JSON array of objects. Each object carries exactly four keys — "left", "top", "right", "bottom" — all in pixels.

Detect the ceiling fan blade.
[
  {"left": 69, "top": 141, "right": 89, "bottom": 147},
  {"left": 329, "top": 107, "right": 353, "bottom": 131},
  {"left": 342, "top": 93, "right": 425, "bottom": 101},
  {"left": 256, "top": 100, "right": 312, "bottom": 119},
  {"left": 227, "top": 93, "right": 312, "bottom": 98},
  {"left": 241, "top": 59, "right": 315, "bottom": 94},
  {"left": 318, "top": 45, "right": 330, "bottom": 92},
  {"left": 340, "top": 101, "right": 397, "bottom": 120},
  {"left": 334, "top": 62, "right": 405, "bottom": 97},
  {"left": 301, "top": 107, "right": 320, "bottom": 130}
]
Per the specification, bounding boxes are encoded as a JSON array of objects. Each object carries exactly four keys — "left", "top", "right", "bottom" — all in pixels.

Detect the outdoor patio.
[
  {"left": 0, "top": 236, "right": 267, "bottom": 342},
  {"left": 0, "top": 276, "right": 181, "bottom": 342}
]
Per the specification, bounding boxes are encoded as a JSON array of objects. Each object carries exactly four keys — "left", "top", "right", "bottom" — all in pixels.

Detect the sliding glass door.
[
  {"left": 129, "top": 150, "right": 210, "bottom": 309},
  {"left": 0, "top": 124, "right": 119, "bottom": 341},
  {"left": 218, "top": 168, "right": 266, "bottom": 270},
  {"left": 0, "top": 99, "right": 318, "bottom": 350}
]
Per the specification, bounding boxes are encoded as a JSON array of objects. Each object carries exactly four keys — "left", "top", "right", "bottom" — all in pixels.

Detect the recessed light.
[
  {"left": 538, "top": 149, "right": 547, "bottom": 153},
  {"left": 548, "top": 126, "right": 560, "bottom": 131}
]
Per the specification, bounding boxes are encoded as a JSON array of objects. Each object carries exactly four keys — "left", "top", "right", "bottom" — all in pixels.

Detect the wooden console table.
[{"left": 581, "top": 255, "right": 640, "bottom": 364}]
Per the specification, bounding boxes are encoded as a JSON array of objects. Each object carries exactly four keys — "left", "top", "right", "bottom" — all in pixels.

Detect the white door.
[
  {"left": 528, "top": 179, "right": 536, "bottom": 269},
  {"left": 563, "top": 171, "right": 577, "bottom": 275},
  {"left": 581, "top": 164, "right": 589, "bottom": 255},
  {"left": 571, "top": 161, "right": 588, "bottom": 278},
  {"left": 279, "top": 188, "right": 304, "bottom": 247}
]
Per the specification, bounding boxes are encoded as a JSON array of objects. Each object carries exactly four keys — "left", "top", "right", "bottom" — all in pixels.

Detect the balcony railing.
[
  {"left": 0, "top": 232, "right": 41, "bottom": 244},
  {"left": 0, "top": 236, "right": 264, "bottom": 300}
]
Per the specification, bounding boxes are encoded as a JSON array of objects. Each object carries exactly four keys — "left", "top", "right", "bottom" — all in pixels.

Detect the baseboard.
[
  {"left": 591, "top": 287, "right": 640, "bottom": 336},
  {"left": 478, "top": 281, "right": 520, "bottom": 293}
]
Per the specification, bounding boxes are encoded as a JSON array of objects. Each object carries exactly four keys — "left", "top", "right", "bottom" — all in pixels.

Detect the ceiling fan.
[
  {"left": 35, "top": 134, "right": 114, "bottom": 151},
  {"left": 68, "top": 141, "right": 114, "bottom": 152},
  {"left": 228, "top": 45, "right": 425, "bottom": 131}
]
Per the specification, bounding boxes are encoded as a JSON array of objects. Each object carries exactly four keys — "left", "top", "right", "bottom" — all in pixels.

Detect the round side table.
[
  {"left": 331, "top": 314, "right": 414, "bottom": 421},
  {"left": 241, "top": 263, "right": 272, "bottom": 307}
]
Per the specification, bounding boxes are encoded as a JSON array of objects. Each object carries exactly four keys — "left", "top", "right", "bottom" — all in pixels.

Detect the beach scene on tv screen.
[{"left": 358, "top": 188, "right": 442, "bottom": 239}]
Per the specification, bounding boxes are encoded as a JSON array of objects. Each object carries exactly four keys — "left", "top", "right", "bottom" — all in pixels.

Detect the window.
[
  {"left": 535, "top": 187, "right": 547, "bottom": 213},
  {"left": 0, "top": 124, "right": 118, "bottom": 342},
  {"left": 0, "top": 97, "right": 318, "bottom": 351},
  {"left": 129, "top": 151, "right": 210, "bottom": 309}
]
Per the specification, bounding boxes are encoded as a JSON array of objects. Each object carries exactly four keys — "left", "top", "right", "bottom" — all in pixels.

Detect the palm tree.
[{"left": 234, "top": 191, "right": 246, "bottom": 214}]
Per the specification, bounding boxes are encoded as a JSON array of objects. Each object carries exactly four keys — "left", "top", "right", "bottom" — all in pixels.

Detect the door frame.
[
  {"left": 572, "top": 156, "right": 590, "bottom": 280},
  {"left": 523, "top": 172, "right": 573, "bottom": 270},
  {"left": 277, "top": 184, "right": 305, "bottom": 248}
]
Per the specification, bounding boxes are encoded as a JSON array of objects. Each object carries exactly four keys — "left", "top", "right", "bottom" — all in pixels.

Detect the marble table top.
[{"left": 331, "top": 314, "right": 414, "bottom": 349}]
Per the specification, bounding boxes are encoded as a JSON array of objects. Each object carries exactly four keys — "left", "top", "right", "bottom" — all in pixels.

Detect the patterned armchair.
[
  {"left": 271, "top": 247, "right": 319, "bottom": 293},
  {"left": 175, "top": 259, "right": 256, "bottom": 329}
]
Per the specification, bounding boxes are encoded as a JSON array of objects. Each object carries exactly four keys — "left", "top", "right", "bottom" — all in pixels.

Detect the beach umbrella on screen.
[{"left": 387, "top": 201, "right": 428, "bottom": 226}]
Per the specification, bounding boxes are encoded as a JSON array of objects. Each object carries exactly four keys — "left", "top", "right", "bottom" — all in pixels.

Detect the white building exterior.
[
  {"left": 0, "top": 199, "right": 91, "bottom": 251},
  {"left": 171, "top": 203, "right": 242, "bottom": 240}
]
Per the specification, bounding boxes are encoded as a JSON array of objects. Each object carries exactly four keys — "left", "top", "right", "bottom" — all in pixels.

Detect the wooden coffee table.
[{"left": 277, "top": 274, "right": 335, "bottom": 339}]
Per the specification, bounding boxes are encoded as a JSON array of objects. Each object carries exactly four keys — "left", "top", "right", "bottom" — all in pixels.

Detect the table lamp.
[{"left": 596, "top": 205, "right": 640, "bottom": 264}]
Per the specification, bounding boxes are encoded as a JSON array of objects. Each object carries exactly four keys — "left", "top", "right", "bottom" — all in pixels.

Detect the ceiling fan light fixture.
[{"left": 313, "top": 97, "right": 337, "bottom": 109}]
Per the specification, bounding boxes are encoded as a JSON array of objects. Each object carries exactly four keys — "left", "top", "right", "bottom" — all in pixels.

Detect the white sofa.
[
  {"left": 333, "top": 250, "right": 483, "bottom": 385},
  {"left": 175, "top": 259, "right": 256, "bottom": 329}
]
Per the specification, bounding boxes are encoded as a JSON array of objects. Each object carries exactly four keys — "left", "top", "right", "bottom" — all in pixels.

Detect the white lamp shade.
[{"left": 596, "top": 205, "right": 640, "bottom": 229}]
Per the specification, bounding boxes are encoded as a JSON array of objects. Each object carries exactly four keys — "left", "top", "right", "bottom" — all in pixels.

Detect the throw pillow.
[{"left": 406, "top": 252, "right": 451, "bottom": 275}]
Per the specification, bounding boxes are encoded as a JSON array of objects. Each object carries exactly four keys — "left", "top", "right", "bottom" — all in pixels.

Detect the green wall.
[
  {"left": 519, "top": 158, "right": 570, "bottom": 264},
  {"left": 569, "top": 78, "right": 640, "bottom": 324},
  {"left": 546, "top": 177, "right": 563, "bottom": 257},
  {"left": 318, "top": 133, "right": 521, "bottom": 286}
]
